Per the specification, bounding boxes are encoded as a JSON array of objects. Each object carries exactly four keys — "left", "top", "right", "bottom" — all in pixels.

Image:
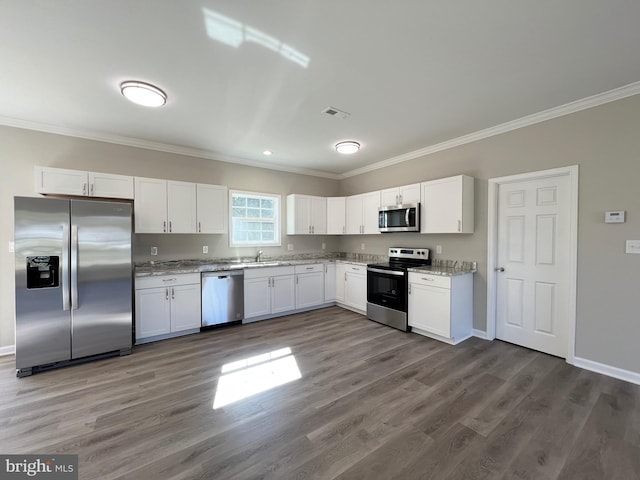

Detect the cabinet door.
[
  {"left": 296, "top": 271, "right": 325, "bottom": 309},
  {"left": 244, "top": 277, "right": 271, "bottom": 318},
  {"left": 380, "top": 187, "right": 400, "bottom": 206},
  {"left": 345, "top": 195, "right": 363, "bottom": 234},
  {"left": 311, "top": 196, "right": 327, "bottom": 234},
  {"left": 399, "top": 183, "right": 421, "bottom": 204},
  {"left": 135, "top": 287, "right": 171, "bottom": 340},
  {"left": 170, "top": 283, "right": 201, "bottom": 332},
  {"left": 89, "top": 172, "right": 134, "bottom": 199},
  {"left": 272, "top": 275, "right": 296, "bottom": 314},
  {"left": 345, "top": 270, "right": 367, "bottom": 311},
  {"left": 408, "top": 283, "right": 451, "bottom": 337},
  {"left": 35, "top": 166, "right": 88, "bottom": 196},
  {"left": 421, "top": 175, "right": 474, "bottom": 233},
  {"left": 326, "top": 197, "right": 346, "bottom": 235},
  {"left": 167, "top": 181, "right": 197, "bottom": 233},
  {"left": 324, "top": 263, "right": 336, "bottom": 302},
  {"left": 288, "top": 194, "right": 311, "bottom": 234},
  {"left": 197, "top": 184, "right": 227, "bottom": 234},
  {"left": 335, "top": 263, "right": 346, "bottom": 303},
  {"left": 361, "top": 191, "right": 381, "bottom": 234},
  {"left": 134, "top": 177, "right": 168, "bottom": 233}
]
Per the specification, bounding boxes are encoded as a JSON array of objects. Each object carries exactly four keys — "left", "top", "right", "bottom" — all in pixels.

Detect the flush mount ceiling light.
[
  {"left": 263, "top": 150, "right": 273, "bottom": 156},
  {"left": 335, "top": 141, "right": 360, "bottom": 154},
  {"left": 120, "top": 81, "right": 167, "bottom": 107}
]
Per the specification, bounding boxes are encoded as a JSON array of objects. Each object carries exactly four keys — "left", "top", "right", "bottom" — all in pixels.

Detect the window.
[{"left": 229, "top": 190, "right": 281, "bottom": 246}]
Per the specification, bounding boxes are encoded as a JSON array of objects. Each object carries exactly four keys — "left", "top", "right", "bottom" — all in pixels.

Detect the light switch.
[
  {"left": 625, "top": 240, "right": 640, "bottom": 254},
  {"left": 605, "top": 211, "right": 625, "bottom": 223},
  {"left": 8, "top": 241, "right": 14, "bottom": 253},
  {"left": 202, "top": 246, "right": 208, "bottom": 254}
]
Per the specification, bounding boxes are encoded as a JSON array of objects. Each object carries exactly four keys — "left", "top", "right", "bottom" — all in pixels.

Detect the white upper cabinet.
[
  {"left": 286, "top": 194, "right": 327, "bottom": 235},
  {"left": 196, "top": 183, "right": 227, "bottom": 234},
  {"left": 326, "top": 197, "right": 346, "bottom": 235},
  {"left": 421, "top": 175, "right": 474, "bottom": 234},
  {"left": 35, "top": 166, "right": 133, "bottom": 199},
  {"left": 134, "top": 177, "right": 168, "bottom": 233},
  {"left": 346, "top": 191, "right": 381, "bottom": 235},
  {"left": 380, "top": 183, "right": 421, "bottom": 206},
  {"left": 167, "top": 181, "right": 197, "bottom": 233}
]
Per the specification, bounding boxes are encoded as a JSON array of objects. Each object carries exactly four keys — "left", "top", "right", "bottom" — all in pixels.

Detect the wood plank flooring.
[{"left": 0, "top": 306, "right": 639, "bottom": 479}]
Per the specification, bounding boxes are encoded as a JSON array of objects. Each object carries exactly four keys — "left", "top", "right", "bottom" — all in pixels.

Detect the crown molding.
[
  {"left": 339, "top": 81, "right": 640, "bottom": 179},
  {"left": 0, "top": 116, "right": 341, "bottom": 180}
]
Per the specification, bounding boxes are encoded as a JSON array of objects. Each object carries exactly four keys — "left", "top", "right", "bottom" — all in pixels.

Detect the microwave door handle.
[{"left": 405, "top": 208, "right": 410, "bottom": 226}]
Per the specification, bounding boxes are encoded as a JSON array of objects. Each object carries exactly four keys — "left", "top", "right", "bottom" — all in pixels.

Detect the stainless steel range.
[{"left": 367, "top": 247, "right": 431, "bottom": 331}]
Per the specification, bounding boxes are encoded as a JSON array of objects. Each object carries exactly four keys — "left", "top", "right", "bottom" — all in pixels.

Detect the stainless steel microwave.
[{"left": 378, "top": 203, "right": 420, "bottom": 232}]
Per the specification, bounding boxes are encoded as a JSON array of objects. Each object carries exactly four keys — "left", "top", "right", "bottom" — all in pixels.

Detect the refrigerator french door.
[{"left": 14, "top": 196, "right": 132, "bottom": 377}]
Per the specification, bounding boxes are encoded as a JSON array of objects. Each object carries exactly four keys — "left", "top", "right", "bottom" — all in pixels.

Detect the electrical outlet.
[
  {"left": 626, "top": 240, "right": 640, "bottom": 254},
  {"left": 150, "top": 246, "right": 158, "bottom": 256},
  {"left": 288, "top": 243, "right": 294, "bottom": 251},
  {"left": 436, "top": 245, "right": 442, "bottom": 254},
  {"left": 361, "top": 243, "right": 365, "bottom": 250},
  {"left": 202, "top": 245, "right": 208, "bottom": 254},
  {"left": 321, "top": 242, "right": 326, "bottom": 250},
  {"left": 8, "top": 241, "right": 14, "bottom": 253}
]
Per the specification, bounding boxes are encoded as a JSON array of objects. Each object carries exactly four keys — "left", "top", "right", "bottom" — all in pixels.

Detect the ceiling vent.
[{"left": 322, "top": 106, "right": 350, "bottom": 120}]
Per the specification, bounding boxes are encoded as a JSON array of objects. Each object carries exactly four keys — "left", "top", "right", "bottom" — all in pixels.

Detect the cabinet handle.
[
  {"left": 172, "top": 287, "right": 175, "bottom": 299},
  {"left": 306, "top": 266, "right": 314, "bottom": 270},
  {"left": 344, "top": 272, "right": 347, "bottom": 281},
  {"left": 458, "top": 220, "right": 461, "bottom": 232},
  {"left": 342, "top": 226, "right": 345, "bottom": 234},
  {"left": 165, "top": 288, "right": 169, "bottom": 300},
  {"left": 162, "top": 278, "right": 177, "bottom": 282},
  {"left": 82, "top": 183, "right": 87, "bottom": 195},
  {"left": 198, "top": 222, "right": 201, "bottom": 233},
  {"left": 421, "top": 277, "right": 435, "bottom": 281},
  {"left": 312, "top": 225, "right": 315, "bottom": 234},
  {"left": 495, "top": 267, "right": 505, "bottom": 272},
  {"left": 296, "top": 275, "right": 299, "bottom": 284},
  {"left": 90, "top": 183, "right": 94, "bottom": 195},
  {"left": 408, "top": 284, "right": 411, "bottom": 294},
  {"left": 163, "top": 221, "right": 167, "bottom": 233},
  {"left": 169, "top": 221, "right": 172, "bottom": 233}
]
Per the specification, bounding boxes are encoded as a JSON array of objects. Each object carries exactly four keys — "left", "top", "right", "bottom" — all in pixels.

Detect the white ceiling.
[{"left": 2, "top": 1, "right": 640, "bottom": 178}]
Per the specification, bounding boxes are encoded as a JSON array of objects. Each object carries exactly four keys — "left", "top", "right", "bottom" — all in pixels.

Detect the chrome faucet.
[{"left": 255, "top": 250, "right": 263, "bottom": 262}]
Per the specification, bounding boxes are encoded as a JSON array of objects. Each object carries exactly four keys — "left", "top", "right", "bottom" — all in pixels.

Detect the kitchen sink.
[{"left": 228, "top": 261, "right": 282, "bottom": 269}]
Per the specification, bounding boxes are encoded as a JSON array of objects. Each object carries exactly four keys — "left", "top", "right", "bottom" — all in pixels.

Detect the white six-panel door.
[{"left": 495, "top": 173, "right": 571, "bottom": 357}]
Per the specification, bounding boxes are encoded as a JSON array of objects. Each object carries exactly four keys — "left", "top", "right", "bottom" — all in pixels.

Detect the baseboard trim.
[
  {"left": 0, "top": 345, "right": 15, "bottom": 356},
  {"left": 573, "top": 356, "right": 640, "bottom": 386},
  {"left": 473, "top": 329, "right": 488, "bottom": 340}
]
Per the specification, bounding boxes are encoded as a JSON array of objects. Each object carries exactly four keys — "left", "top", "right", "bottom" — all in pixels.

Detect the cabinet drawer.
[
  {"left": 294, "top": 263, "right": 324, "bottom": 274},
  {"left": 244, "top": 266, "right": 295, "bottom": 279},
  {"left": 340, "top": 262, "right": 367, "bottom": 274},
  {"left": 136, "top": 273, "right": 201, "bottom": 290},
  {"left": 409, "top": 272, "right": 451, "bottom": 289}
]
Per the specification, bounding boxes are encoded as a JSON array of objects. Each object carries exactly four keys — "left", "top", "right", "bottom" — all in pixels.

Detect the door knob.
[{"left": 495, "top": 267, "right": 505, "bottom": 272}]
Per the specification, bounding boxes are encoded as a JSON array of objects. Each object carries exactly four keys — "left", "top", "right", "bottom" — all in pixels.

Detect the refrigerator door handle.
[
  {"left": 70, "top": 224, "right": 79, "bottom": 310},
  {"left": 62, "top": 224, "right": 71, "bottom": 311}
]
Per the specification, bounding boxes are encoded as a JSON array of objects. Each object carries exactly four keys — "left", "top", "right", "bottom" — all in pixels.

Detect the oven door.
[{"left": 367, "top": 267, "right": 407, "bottom": 311}]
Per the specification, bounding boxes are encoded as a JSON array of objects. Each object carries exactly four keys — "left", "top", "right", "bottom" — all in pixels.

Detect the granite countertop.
[
  {"left": 408, "top": 260, "right": 477, "bottom": 276},
  {"left": 135, "top": 253, "right": 385, "bottom": 277}
]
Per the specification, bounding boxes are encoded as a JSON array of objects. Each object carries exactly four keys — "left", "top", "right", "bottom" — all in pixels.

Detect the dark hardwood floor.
[{"left": 1, "top": 306, "right": 639, "bottom": 479}]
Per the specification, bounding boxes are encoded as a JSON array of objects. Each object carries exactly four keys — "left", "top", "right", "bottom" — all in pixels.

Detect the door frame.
[{"left": 486, "top": 165, "right": 579, "bottom": 364}]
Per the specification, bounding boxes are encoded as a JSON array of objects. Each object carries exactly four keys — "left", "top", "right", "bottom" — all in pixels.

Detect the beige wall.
[
  {"left": 0, "top": 126, "right": 340, "bottom": 348},
  {"left": 3, "top": 93, "right": 640, "bottom": 375},
  {"left": 340, "top": 94, "right": 640, "bottom": 374}
]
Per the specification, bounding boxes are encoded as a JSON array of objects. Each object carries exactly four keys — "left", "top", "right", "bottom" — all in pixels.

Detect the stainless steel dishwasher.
[{"left": 201, "top": 270, "right": 244, "bottom": 327}]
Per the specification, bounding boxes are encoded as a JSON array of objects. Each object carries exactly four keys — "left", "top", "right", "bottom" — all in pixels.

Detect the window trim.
[{"left": 228, "top": 189, "right": 282, "bottom": 247}]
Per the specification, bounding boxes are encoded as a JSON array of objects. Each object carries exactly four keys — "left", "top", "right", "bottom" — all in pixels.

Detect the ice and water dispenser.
[{"left": 26, "top": 256, "right": 59, "bottom": 289}]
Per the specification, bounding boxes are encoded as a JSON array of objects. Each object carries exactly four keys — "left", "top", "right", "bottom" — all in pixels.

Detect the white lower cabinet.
[
  {"left": 295, "top": 264, "right": 325, "bottom": 309},
  {"left": 408, "top": 272, "right": 473, "bottom": 345},
  {"left": 135, "top": 273, "right": 201, "bottom": 344},
  {"left": 244, "top": 266, "right": 296, "bottom": 321},
  {"left": 324, "top": 263, "right": 336, "bottom": 302},
  {"left": 335, "top": 262, "right": 367, "bottom": 312}
]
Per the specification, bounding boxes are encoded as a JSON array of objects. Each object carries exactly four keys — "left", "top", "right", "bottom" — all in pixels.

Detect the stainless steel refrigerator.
[{"left": 14, "top": 196, "right": 133, "bottom": 377}]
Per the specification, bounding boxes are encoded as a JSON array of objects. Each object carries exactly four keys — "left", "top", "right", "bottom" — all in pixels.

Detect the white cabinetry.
[
  {"left": 35, "top": 166, "right": 134, "bottom": 199},
  {"left": 335, "top": 262, "right": 367, "bottom": 312},
  {"left": 345, "top": 191, "right": 381, "bottom": 234},
  {"left": 380, "top": 183, "right": 421, "bottom": 205},
  {"left": 421, "top": 175, "right": 474, "bottom": 233},
  {"left": 167, "top": 181, "right": 197, "bottom": 233},
  {"left": 244, "top": 266, "right": 296, "bottom": 321},
  {"left": 135, "top": 273, "right": 201, "bottom": 344},
  {"left": 295, "top": 264, "right": 325, "bottom": 309},
  {"left": 134, "top": 177, "right": 168, "bottom": 233},
  {"left": 286, "top": 194, "right": 327, "bottom": 234},
  {"left": 324, "top": 263, "right": 336, "bottom": 302},
  {"left": 327, "top": 197, "right": 346, "bottom": 235},
  {"left": 196, "top": 183, "right": 227, "bottom": 233},
  {"left": 408, "top": 272, "right": 473, "bottom": 345}
]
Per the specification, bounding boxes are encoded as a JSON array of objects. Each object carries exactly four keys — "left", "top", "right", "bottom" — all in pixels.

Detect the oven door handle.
[{"left": 367, "top": 267, "right": 405, "bottom": 276}]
